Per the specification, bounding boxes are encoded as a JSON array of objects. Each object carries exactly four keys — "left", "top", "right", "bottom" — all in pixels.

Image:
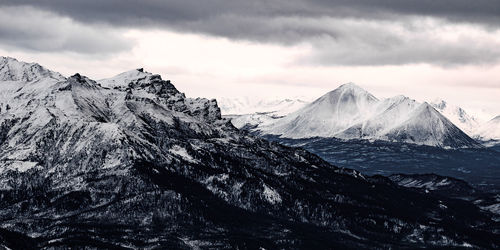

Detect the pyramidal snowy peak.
[
  {"left": 258, "top": 83, "right": 480, "bottom": 148},
  {"left": 259, "top": 83, "right": 379, "bottom": 138}
]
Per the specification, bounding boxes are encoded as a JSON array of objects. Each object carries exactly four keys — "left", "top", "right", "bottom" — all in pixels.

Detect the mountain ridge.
[
  {"left": 256, "top": 83, "right": 481, "bottom": 148},
  {"left": 0, "top": 57, "right": 498, "bottom": 248}
]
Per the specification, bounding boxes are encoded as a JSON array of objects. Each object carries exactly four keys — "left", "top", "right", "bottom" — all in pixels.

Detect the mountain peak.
[
  {"left": 0, "top": 56, "right": 18, "bottom": 63},
  {"left": 413, "top": 102, "right": 444, "bottom": 117},
  {"left": 98, "top": 68, "right": 184, "bottom": 100},
  {"left": 69, "top": 73, "right": 100, "bottom": 88},
  {"left": 420, "top": 101, "right": 432, "bottom": 108},
  {"left": 324, "top": 83, "right": 379, "bottom": 103},
  {"left": 98, "top": 68, "right": 154, "bottom": 88},
  {"left": 321, "top": 82, "right": 377, "bottom": 101},
  {"left": 336, "top": 82, "right": 367, "bottom": 92},
  {"left": 0, "top": 56, "right": 64, "bottom": 82},
  {"left": 258, "top": 88, "right": 479, "bottom": 148}
]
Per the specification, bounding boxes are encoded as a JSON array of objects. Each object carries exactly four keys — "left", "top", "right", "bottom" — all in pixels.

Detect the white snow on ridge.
[
  {"left": 98, "top": 68, "right": 152, "bottom": 89},
  {"left": 0, "top": 56, "right": 64, "bottom": 82},
  {"left": 217, "top": 96, "right": 310, "bottom": 116},
  {"left": 220, "top": 96, "right": 311, "bottom": 130},
  {"left": 259, "top": 83, "right": 379, "bottom": 138},
  {"left": 256, "top": 83, "right": 480, "bottom": 148}
]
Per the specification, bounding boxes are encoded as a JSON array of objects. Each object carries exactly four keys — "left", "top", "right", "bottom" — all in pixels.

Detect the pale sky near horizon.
[{"left": 1, "top": 1, "right": 499, "bottom": 120}]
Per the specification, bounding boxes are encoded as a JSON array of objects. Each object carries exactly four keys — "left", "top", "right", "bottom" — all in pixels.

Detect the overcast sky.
[{"left": 1, "top": 1, "right": 499, "bottom": 118}]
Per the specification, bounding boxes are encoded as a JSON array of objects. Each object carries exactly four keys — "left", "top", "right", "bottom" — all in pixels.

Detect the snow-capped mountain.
[
  {"left": 219, "top": 96, "right": 310, "bottom": 130},
  {"left": 430, "top": 100, "right": 480, "bottom": 135},
  {"left": 475, "top": 115, "right": 500, "bottom": 142},
  {"left": 0, "top": 57, "right": 498, "bottom": 248},
  {"left": 257, "top": 83, "right": 480, "bottom": 148},
  {"left": 259, "top": 83, "right": 378, "bottom": 137},
  {"left": 217, "top": 97, "right": 309, "bottom": 116},
  {"left": 0, "top": 56, "right": 64, "bottom": 82}
]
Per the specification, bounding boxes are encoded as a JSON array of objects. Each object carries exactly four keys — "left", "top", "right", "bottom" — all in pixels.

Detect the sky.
[{"left": 1, "top": 1, "right": 499, "bottom": 119}]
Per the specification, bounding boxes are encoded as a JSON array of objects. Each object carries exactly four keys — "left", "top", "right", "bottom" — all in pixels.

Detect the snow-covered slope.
[
  {"left": 382, "top": 103, "right": 479, "bottom": 148},
  {"left": 0, "top": 57, "right": 64, "bottom": 82},
  {"left": 218, "top": 97, "right": 309, "bottom": 116},
  {"left": 430, "top": 100, "right": 480, "bottom": 135},
  {"left": 258, "top": 83, "right": 480, "bottom": 148},
  {"left": 336, "top": 95, "right": 420, "bottom": 139},
  {"left": 0, "top": 57, "right": 498, "bottom": 249},
  {"left": 259, "top": 83, "right": 379, "bottom": 138},
  {"left": 220, "top": 97, "right": 310, "bottom": 130},
  {"left": 475, "top": 115, "right": 500, "bottom": 141}
]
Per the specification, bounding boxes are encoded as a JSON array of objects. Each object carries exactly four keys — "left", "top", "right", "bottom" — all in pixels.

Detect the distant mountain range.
[
  {"left": 222, "top": 83, "right": 499, "bottom": 148},
  {"left": 1, "top": 56, "right": 499, "bottom": 248},
  {"left": 217, "top": 96, "right": 309, "bottom": 116}
]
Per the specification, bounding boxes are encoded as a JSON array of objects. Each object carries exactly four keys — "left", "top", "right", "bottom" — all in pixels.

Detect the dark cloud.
[
  {"left": 0, "top": 6, "right": 133, "bottom": 55},
  {"left": 2, "top": 0, "right": 500, "bottom": 65},
  {"left": 4, "top": 0, "right": 500, "bottom": 28}
]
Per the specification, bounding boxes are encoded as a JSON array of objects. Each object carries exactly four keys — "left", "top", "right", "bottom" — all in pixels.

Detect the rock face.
[
  {"left": 0, "top": 57, "right": 499, "bottom": 249},
  {"left": 257, "top": 83, "right": 481, "bottom": 148}
]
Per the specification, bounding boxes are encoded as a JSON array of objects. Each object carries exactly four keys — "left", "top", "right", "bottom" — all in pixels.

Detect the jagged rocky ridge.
[{"left": 0, "top": 57, "right": 499, "bottom": 249}]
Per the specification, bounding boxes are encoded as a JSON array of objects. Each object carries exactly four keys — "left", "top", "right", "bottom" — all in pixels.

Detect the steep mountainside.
[
  {"left": 0, "top": 57, "right": 498, "bottom": 249},
  {"left": 336, "top": 95, "right": 420, "bottom": 140},
  {"left": 383, "top": 103, "right": 479, "bottom": 148},
  {"left": 257, "top": 83, "right": 481, "bottom": 148}
]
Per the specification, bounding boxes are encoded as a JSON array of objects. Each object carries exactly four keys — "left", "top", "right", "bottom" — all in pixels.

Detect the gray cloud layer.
[
  {"left": 0, "top": 6, "right": 133, "bottom": 55},
  {"left": 5, "top": 0, "right": 500, "bottom": 27},
  {"left": 2, "top": 0, "right": 500, "bottom": 65}
]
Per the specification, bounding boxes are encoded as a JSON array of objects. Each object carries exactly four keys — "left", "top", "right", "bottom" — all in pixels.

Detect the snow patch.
[
  {"left": 262, "top": 183, "right": 282, "bottom": 205},
  {"left": 169, "top": 145, "right": 197, "bottom": 163}
]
